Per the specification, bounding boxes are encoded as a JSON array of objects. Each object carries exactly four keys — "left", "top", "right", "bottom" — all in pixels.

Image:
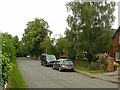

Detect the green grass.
[
  {"left": 76, "top": 66, "right": 106, "bottom": 74},
  {"left": 9, "top": 57, "right": 27, "bottom": 88}
]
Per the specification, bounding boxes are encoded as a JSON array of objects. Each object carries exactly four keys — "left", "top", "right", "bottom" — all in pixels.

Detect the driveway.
[{"left": 17, "top": 57, "right": 118, "bottom": 88}]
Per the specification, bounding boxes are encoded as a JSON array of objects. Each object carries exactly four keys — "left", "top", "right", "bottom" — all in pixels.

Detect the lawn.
[
  {"left": 76, "top": 66, "right": 106, "bottom": 74},
  {"left": 8, "top": 58, "right": 27, "bottom": 88}
]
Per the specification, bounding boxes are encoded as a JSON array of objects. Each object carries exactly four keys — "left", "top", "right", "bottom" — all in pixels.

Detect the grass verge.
[
  {"left": 8, "top": 57, "right": 27, "bottom": 88},
  {"left": 76, "top": 66, "right": 106, "bottom": 74}
]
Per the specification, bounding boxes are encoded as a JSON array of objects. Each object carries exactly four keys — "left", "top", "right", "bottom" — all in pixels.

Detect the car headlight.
[{"left": 46, "top": 60, "right": 50, "bottom": 62}]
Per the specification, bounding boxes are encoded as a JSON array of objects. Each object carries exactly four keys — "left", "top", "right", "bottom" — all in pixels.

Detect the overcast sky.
[{"left": 0, "top": 0, "right": 119, "bottom": 40}]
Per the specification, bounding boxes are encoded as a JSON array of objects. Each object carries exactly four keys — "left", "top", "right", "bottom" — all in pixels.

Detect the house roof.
[{"left": 112, "top": 26, "right": 120, "bottom": 39}]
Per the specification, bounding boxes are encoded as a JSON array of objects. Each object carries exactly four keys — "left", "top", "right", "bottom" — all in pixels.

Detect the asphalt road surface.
[{"left": 17, "top": 57, "right": 118, "bottom": 88}]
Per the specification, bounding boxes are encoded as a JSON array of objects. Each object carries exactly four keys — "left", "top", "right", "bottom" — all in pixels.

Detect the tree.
[
  {"left": 65, "top": 1, "right": 115, "bottom": 62},
  {"left": 40, "top": 35, "right": 54, "bottom": 54},
  {"left": 55, "top": 37, "right": 67, "bottom": 58},
  {"left": 16, "top": 41, "right": 28, "bottom": 57},
  {"left": 22, "top": 18, "right": 51, "bottom": 57},
  {"left": 12, "top": 36, "right": 19, "bottom": 50}
]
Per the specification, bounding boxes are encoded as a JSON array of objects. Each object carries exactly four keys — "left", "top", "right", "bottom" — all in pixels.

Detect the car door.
[
  {"left": 56, "top": 61, "right": 62, "bottom": 69},
  {"left": 55, "top": 61, "right": 60, "bottom": 69},
  {"left": 41, "top": 56, "right": 44, "bottom": 65},
  {"left": 42, "top": 56, "right": 47, "bottom": 65},
  {"left": 53, "top": 61, "right": 57, "bottom": 69}
]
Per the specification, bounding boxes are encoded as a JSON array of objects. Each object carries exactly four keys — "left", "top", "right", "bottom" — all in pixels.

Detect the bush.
[
  {"left": 1, "top": 33, "right": 16, "bottom": 87},
  {"left": 99, "top": 64, "right": 107, "bottom": 71},
  {"left": 75, "top": 60, "right": 89, "bottom": 67},
  {"left": 88, "top": 62, "right": 98, "bottom": 70},
  {"left": 114, "top": 62, "right": 119, "bottom": 67}
]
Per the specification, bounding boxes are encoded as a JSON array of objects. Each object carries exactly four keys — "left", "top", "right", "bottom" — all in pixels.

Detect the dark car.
[
  {"left": 53, "top": 59, "right": 74, "bottom": 72},
  {"left": 40, "top": 54, "right": 57, "bottom": 66}
]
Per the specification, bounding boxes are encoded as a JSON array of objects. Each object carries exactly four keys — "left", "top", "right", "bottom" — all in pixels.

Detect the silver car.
[
  {"left": 40, "top": 54, "right": 57, "bottom": 66},
  {"left": 53, "top": 59, "right": 74, "bottom": 72}
]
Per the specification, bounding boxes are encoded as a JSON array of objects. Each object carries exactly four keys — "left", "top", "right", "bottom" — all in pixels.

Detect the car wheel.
[
  {"left": 44, "top": 63, "right": 47, "bottom": 67},
  {"left": 53, "top": 65, "right": 55, "bottom": 69},
  {"left": 59, "top": 67, "right": 62, "bottom": 72},
  {"left": 41, "top": 62, "right": 43, "bottom": 65},
  {"left": 71, "top": 69, "right": 74, "bottom": 72}
]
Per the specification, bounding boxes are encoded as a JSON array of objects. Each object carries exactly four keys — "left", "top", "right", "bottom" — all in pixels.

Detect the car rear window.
[
  {"left": 47, "top": 55, "right": 56, "bottom": 61},
  {"left": 63, "top": 60, "right": 73, "bottom": 64}
]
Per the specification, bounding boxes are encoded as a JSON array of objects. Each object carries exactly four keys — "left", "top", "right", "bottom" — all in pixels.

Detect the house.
[{"left": 112, "top": 26, "right": 120, "bottom": 61}]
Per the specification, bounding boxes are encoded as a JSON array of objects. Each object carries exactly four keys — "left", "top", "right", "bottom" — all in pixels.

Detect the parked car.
[
  {"left": 53, "top": 59, "right": 74, "bottom": 72},
  {"left": 40, "top": 54, "right": 57, "bottom": 66},
  {"left": 27, "top": 55, "right": 30, "bottom": 58}
]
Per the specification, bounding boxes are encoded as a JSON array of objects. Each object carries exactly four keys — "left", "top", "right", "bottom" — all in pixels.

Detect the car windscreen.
[
  {"left": 47, "top": 55, "right": 56, "bottom": 61},
  {"left": 63, "top": 60, "right": 73, "bottom": 64}
]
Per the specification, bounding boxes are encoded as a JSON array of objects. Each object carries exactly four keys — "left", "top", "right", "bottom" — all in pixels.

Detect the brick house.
[{"left": 112, "top": 26, "right": 120, "bottom": 61}]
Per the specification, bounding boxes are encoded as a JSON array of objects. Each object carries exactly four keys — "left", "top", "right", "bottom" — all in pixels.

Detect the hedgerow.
[{"left": 1, "top": 33, "right": 15, "bottom": 88}]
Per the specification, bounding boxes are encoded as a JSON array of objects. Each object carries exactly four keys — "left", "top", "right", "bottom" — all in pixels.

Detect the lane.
[{"left": 17, "top": 57, "right": 118, "bottom": 88}]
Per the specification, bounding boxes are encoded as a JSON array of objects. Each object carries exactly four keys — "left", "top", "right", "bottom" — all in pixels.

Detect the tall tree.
[
  {"left": 12, "top": 36, "right": 19, "bottom": 50},
  {"left": 22, "top": 18, "right": 51, "bottom": 57},
  {"left": 65, "top": 1, "right": 115, "bottom": 61},
  {"left": 16, "top": 41, "right": 28, "bottom": 57},
  {"left": 40, "top": 35, "right": 53, "bottom": 54},
  {"left": 55, "top": 37, "right": 67, "bottom": 58}
]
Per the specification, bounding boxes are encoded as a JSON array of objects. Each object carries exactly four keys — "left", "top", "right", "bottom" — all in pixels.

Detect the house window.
[
  {"left": 115, "top": 51, "right": 120, "bottom": 61},
  {"left": 119, "top": 36, "right": 120, "bottom": 44}
]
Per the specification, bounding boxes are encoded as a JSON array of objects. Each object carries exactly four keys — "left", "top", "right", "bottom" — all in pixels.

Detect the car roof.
[
  {"left": 58, "top": 59, "right": 70, "bottom": 61},
  {"left": 42, "top": 54, "right": 55, "bottom": 56}
]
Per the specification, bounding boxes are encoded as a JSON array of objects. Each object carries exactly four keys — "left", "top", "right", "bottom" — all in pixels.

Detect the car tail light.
[
  {"left": 72, "top": 64, "right": 74, "bottom": 67},
  {"left": 61, "top": 64, "right": 66, "bottom": 67}
]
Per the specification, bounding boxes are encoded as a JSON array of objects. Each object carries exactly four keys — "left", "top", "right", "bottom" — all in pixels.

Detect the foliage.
[
  {"left": 1, "top": 32, "right": 27, "bottom": 88},
  {"left": 88, "top": 62, "right": 98, "bottom": 70},
  {"left": 95, "top": 53, "right": 108, "bottom": 71},
  {"left": 55, "top": 37, "right": 67, "bottom": 58},
  {"left": 16, "top": 41, "right": 28, "bottom": 57},
  {"left": 40, "top": 35, "right": 54, "bottom": 54},
  {"left": 76, "top": 66, "right": 105, "bottom": 73},
  {"left": 1, "top": 33, "right": 15, "bottom": 87},
  {"left": 75, "top": 60, "right": 89, "bottom": 67},
  {"left": 22, "top": 18, "right": 52, "bottom": 57},
  {"left": 9, "top": 58, "right": 27, "bottom": 88},
  {"left": 114, "top": 62, "right": 119, "bottom": 67},
  {"left": 12, "top": 36, "right": 19, "bottom": 50},
  {"left": 95, "top": 28, "right": 113, "bottom": 54},
  {"left": 65, "top": 1, "right": 115, "bottom": 62}
]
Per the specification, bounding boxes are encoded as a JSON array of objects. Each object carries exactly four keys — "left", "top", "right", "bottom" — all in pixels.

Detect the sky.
[{"left": 0, "top": 0, "right": 119, "bottom": 40}]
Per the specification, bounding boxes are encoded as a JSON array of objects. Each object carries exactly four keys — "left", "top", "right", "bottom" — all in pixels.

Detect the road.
[{"left": 17, "top": 57, "right": 118, "bottom": 88}]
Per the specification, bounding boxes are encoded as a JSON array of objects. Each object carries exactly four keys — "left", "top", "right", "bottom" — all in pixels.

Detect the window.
[
  {"left": 115, "top": 51, "right": 120, "bottom": 61},
  {"left": 63, "top": 60, "right": 73, "bottom": 64},
  {"left": 119, "top": 36, "right": 120, "bottom": 44},
  {"left": 47, "top": 55, "right": 56, "bottom": 61}
]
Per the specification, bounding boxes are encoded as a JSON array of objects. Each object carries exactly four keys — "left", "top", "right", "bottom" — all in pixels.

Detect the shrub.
[
  {"left": 88, "top": 62, "right": 98, "bottom": 70},
  {"left": 114, "top": 62, "right": 119, "bottom": 67},
  {"left": 1, "top": 33, "right": 16, "bottom": 87}
]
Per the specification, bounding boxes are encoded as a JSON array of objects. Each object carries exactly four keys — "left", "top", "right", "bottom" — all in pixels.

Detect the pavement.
[{"left": 75, "top": 69, "right": 119, "bottom": 84}]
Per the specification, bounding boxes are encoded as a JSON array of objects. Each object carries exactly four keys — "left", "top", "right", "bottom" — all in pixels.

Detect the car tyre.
[
  {"left": 59, "top": 67, "right": 62, "bottom": 72},
  {"left": 71, "top": 69, "right": 74, "bottom": 72},
  {"left": 41, "top": 62, "right": 43, "bottom": 65},
  {"left": 53, "top": 65, "right": 55, "bottom": 69},
  {"left": 44, "top": 63, "right": 47, "bottom": 67}
]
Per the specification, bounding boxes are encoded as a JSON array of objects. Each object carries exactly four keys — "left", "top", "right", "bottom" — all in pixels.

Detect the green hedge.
[
  {"left": 9, "top": 57, "right": 27, "bottom": 88},
  {"left": 1, "top": 33, "right": 27, "bottom": 88}
]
